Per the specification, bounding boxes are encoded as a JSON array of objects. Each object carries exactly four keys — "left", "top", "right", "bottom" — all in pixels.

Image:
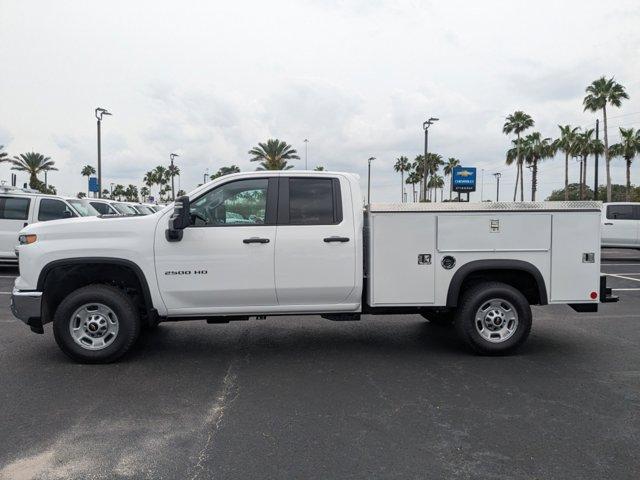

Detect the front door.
[
  {"left": 155, "top": 177, "right": 278, "bottom": 315},
  {"left": 274, "top": 176, "right": 357, "bottom": 306},
  {"left": 602, "top": 204, "right": 639, "bottom": 246}
]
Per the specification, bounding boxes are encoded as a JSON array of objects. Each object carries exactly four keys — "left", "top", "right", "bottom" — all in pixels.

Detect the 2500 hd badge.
[{"left": 164, "top": 270, "right": 208, "bottom": 275}]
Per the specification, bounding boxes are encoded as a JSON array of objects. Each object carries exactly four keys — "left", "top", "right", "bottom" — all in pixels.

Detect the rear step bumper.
[{"left": 600, "top": 275, "right": 619, "bottom": 303}]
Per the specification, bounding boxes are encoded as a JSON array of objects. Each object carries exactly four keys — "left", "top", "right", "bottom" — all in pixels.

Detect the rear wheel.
[
  {"left": 454, "top": 281, "right": 531, "bottom": 355},
  {"left": 53, "top": 285, "right": 141, "bottom": 363}
]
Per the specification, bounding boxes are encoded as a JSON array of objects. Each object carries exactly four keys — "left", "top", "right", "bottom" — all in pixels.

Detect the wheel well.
[
  {"left": 39, "top": 262, "right": 153, "bottom": 325},
  {"left": 449, "top": 268, "right": 546, "bottom": 307}
]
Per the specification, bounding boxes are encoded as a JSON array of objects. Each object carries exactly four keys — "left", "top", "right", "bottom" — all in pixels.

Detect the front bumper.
[{"left": 10, "top": 288, "right": 43, "bottom": 333}]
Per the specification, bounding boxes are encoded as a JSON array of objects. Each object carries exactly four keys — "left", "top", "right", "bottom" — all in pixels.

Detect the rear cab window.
[
  {"left": 0, "top": 196, "right": 31, "bottom": 220},
  {"left": 606, "top": 205, "right": 638, "bottom": 220},
  {"left": 279, "top": 177, "right": 342, "bottom": 225}
]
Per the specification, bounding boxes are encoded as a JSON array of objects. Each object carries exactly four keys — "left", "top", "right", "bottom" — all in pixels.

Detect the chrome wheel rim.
[
  {"left": 69, "top": 303, "right": 119, "bottom": 350},
  {"left": 475, "top": 298, "right": 518, "bottom": 343}
]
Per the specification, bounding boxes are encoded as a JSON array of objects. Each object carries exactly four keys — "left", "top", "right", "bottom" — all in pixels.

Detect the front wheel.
[
  {"left": 454, "top": 282, "right": 532, "bottom": 355},
  {"left": 53, "top": 285, "right": 141, "bottom": 363}
]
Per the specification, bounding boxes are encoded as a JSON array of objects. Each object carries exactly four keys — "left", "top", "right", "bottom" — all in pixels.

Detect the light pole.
[
  {"left": 110, "top": 182, "right": 114, "bottom": 199},
  {"left": 170, "top": 153, "right": 179, "bottom": 201},
  {"left": 493, "top": 173, "right": 501, "bottom": 201},
  {"left": 422, "top": 117, "right": 438, "bottom": 202},
  {"left": 480, "top": 169, "right": 485, "bottom": 201},
  {"left": 203, "top": 168, "right": 209, "bottom": 185},
  {"left": 95, "top": 107, "right": 112, "bottom": 198},
  {"left": 367, "top": 157, "right": 375, "bottom": 205},
  {"left": 44, "top": 171, "right": 48, "bottom": 191},
  {"left": 304, "top": 139, "right": 309, "bottom": 170}
]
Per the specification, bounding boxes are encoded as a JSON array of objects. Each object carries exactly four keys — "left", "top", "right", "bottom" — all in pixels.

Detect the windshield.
[
  {"left": 67, "top": 199, "right": 99, "bottom": 217},
  {"left": 134, "top": 205, "right": 154, "bottom": 215},
  {"left": 112, "top": 202, "right": 139, "bottom": 215}
]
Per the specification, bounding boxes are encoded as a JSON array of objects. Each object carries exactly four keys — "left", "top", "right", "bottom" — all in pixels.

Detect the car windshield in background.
[
  {"left": 112, "top": 203, "right": 139, "bottom": 215},
  {"left": 68, "top": 199, "right": 99, "bottom": 217},
  {"left": 135, "top": 205, "right": 154, "bottom": 215}
]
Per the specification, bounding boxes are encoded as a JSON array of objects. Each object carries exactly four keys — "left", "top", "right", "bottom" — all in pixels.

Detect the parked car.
[
  {"left": 127, "top": 203, "right": 155, "bottom": 215},
  {"left": 601, "top": 202, "right": 640, "bottom": 248},
  {"left": 65, "top": 198, "right": 100, "bottom": 217},
  {"left": 0, "top": 187, "right": 80, "bottom": 264},
  {"left": 88, "top": 199, "right": 120, "bottom": 215},
  {"left": 11, "top": 171, "right": 617, "bottom": 363}
]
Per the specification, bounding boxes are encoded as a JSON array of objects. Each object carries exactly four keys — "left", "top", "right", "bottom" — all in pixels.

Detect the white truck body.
[{"left": 10, "top": 171, "right": 615, "bottom": 362}]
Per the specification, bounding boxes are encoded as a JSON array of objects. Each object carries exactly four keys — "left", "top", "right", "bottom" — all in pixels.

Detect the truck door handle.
[
  {"left": 243, "top": 237, "right": 270, "bottom": 244},
  {"left": 324, "top": 236, "right": 350, "bottom": 243},
  {"left": 604, "top": 223, "right": 613, "bottom": 225}
]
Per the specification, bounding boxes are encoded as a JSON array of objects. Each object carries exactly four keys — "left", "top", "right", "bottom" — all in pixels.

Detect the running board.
[{"left": 321, "top": 313, "right": 361, "bottom": 321}]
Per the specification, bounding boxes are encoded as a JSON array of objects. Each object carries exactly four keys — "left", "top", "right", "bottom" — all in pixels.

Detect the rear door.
[
  {"left": 0, "top": 196, "right": 32, "bottom": 259},
  {"left": 602, "top": 204, "right": 638, "bottom": 246},
  {"left": 274, "top": 176, "right": 357, "bottom": 306}
]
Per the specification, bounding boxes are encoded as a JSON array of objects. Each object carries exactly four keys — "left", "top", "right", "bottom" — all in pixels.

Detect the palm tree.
[
  {"left": 112, "top": 184, "right": 125, "bottom": 201},
  {"left": 610, "top": 128, "right": 640, "bottom": 201},
  {"left": 77, "top": 192, "right": 86, "bottom": 199},
  {"left": 574, "top": 129, "right": 604, "bottom": 199},
  {"left": 406, "top": 171, "right": 421, "bottom": 202},
  {"left": 9, "top": 152, "right": 58, "bottom": 190},
  {"left": 249, "top": 139, "right": 300, "bottom": 170},
  {"left": 428, "top": 174, "right": 445, "bottom": 202},
  {"left": 583, "top": 77, "right": 630, "bottom": 202},
  {"left": 140, "top": 186, "right": 150, "bottom": 202},
  {"left": 503, "top": 111, "right": 535, "bottom": 201},
  {"left": 152, "top": 166, "right": 169, "bottom": 198},
  {"left": 314, "top": 165, "right": 325, "bottom": 171},
  {"left": 0, "top": 145, "right": 8, "bottom": 163},
  {"left": 124, "top": 184, "right": 138, "bottom": 202},
  {"left": 425, "top": 153, "right": 444, "bottom": 201},
  {"left": 210, "top": 165, "right": 241, "bottom": 180},
  {"left": 554, "top": 125, "right": 581, "bottom": 200},
  {"left": 167, "top": 164, "right": 180, "bottom": 199},
  {"left": 80, "top": 165, "right": 96, "bottom": 196},
  {"left": 522, "top": 132, "right": 555, "bottom": 201},
  {"left": 393, "top": 156, "right": 410, "bottom": 202},
  {"left": 443, "top": 157, "right": 460, "bottom": 200}
]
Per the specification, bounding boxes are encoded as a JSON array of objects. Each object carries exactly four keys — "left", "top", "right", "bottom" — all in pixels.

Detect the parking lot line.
[
  {"left": 612, "top": 288, "right": 640, "bottom": 291},
  {"left": 606, "top": 273, "right": 640, "bottom": 283}
]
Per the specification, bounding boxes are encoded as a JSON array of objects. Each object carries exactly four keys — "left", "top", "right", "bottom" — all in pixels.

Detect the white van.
[
  {"left": 0, "top": 188, "right": 85, "bottom": 263},
  {"left": 601, "top": 202, "right": 640, "bottom": 248}
]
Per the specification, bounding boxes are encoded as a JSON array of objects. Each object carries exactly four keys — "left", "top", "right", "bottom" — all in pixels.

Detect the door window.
[
  {"left": 38, "top": 199, "right": 76, "bottom": 221},
  {"left": 190, "top": 178, "right": 269, "bottom": 226},
  {"left": 90, "top": 202, "right": 116, "bottom": 215},
  {"left": 606, "top": 205, "right": 636, "bottom": 220},
  {"left": 287, "top": 178, "right": 341, "bottom": 225},
  {"left": 0, "top": 197, "right": 30, "bottom": 220}
]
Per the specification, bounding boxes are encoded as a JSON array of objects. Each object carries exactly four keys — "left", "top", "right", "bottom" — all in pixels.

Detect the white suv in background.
[
  {"left": 0, "top": 188, "right": 84, "bottom": 263},
  {"left": 601, "top": 202, "right": 640, "bottom": 248}
]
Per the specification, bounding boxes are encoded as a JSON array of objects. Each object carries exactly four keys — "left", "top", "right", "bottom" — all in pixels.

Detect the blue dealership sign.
[
  {"left": 88, "top": 176, "right": 98, "bottom": 193},
  {"left": 452, "top": 166, "right": 477, "bottom": 192}
]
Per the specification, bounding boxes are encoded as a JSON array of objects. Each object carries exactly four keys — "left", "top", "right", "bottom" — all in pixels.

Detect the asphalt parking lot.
[{"left": 1, "top": 250, "right": 639, "bottom": 480}]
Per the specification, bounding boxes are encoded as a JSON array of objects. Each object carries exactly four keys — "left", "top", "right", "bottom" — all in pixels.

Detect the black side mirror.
[{"left": 166, "top": 196, "right": 191, "bottom": 242}]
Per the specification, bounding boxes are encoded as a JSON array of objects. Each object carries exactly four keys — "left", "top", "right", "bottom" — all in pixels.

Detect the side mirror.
[
  {"left": 166, "top": 196, "right": 191, "bottom": 242},
  {"left": 63, "top": 210, "right": 73, "bottom": 218}
]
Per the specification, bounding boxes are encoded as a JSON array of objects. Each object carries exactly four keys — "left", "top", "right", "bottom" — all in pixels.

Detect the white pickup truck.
[{"left": 11, "top": 171, "right": 617, "bottom": 363}]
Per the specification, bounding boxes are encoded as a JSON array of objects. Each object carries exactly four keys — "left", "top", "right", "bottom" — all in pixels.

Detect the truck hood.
[{"left": 20, "top": 213, "right": 162, "bottom": 238}]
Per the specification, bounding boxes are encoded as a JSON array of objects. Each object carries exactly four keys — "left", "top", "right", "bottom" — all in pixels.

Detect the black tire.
[
  {"left": 454, "top": 281, "right": 532, "bottom": 355},
  {"left": 421, "top": 309, "right": 454, "bottom": 326},
  {"left": 53, "top": 285, "right": 141, "bottom": 363}
]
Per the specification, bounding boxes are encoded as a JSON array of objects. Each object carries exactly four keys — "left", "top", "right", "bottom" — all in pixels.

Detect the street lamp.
[
  {"left": 367, "top": 157, "right": 375, "bottom": 206},
  {"left": 422, "top": 117, "right": 439, "bottom": 202},
  {"left": 95, "top": 107, "right": 112, "bottom": 198},
  {"left": 203, "top": 168, "right": 209, "bottom": 185},
  {"left": 170, "top": 153, "right": 179, "bottom": 201},
  {"left": 493, "top": 173, "right": 502, "bottom": 201},
  {"left": 304, "top": 139, "right": 309, "bottom": 170},
  {"left": 110, "top": 182, "right": 114, "bottom": 199}
]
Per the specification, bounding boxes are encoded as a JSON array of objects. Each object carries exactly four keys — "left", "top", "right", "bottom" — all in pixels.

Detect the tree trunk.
[
  {"left": 513, "top": 133, "right": 520, "bottom": 201},
  {"left": 401, "top": 171, "right": 404, "bottom": 202},
  {"left": 583, "top": 155, "right": 588, "bottom": 199},
  {"left": 519, "top": 161, "right": 524, "bottom": 202},
  {"left": 412, "top": 183, "right": 416, "bottom": 202},
  {"left": 29, "top": 173, "right": 38, "bottom": 190},
  {"left": 626, "top": 158, "right": 632, "bottom": 202},
  {"left": 531, "top": 159, "right": 537, "bottom": 201},
  {"left": 579, "top": 158, "right": 583, "bottom": 200},
  {"left": 564, "top": 152, "right": 569, "bottom": 201},
  {"left": 604, "top": 106, "right": 611, "bottom": 202}
]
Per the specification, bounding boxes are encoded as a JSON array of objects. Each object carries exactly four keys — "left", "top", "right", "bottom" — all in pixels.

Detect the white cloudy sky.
[{"left": 1, "top": 0, "right": 639, "bottom": 202}]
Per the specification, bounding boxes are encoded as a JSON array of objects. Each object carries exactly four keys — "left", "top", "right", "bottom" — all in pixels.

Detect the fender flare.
[
  {"left": 37, "top": 257, "right": 154, "bottom": 313},
  {"left": 445, "top": 259, "right": 548, "bottom": 307}
]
